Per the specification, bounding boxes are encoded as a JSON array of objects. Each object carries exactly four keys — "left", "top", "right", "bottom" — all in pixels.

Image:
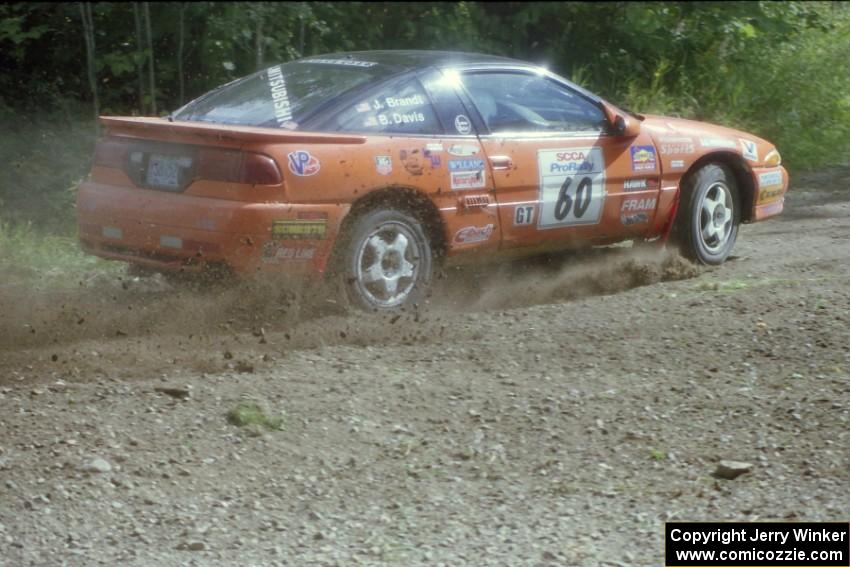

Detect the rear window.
[{"left": 172, "top": 59, "right": 397, "bottom": 129}]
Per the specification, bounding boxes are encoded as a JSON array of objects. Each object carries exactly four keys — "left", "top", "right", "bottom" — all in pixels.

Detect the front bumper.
[
  {"left": 750, "top": 165, "right": 789, "bottom": 222},
  {"left": 77, "top": 182, "right": 348, "bottom": 277}
]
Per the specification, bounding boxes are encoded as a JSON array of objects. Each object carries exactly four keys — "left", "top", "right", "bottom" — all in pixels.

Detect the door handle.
[{"left": 489, "top": 156, "right": 513, "bottom": 170}]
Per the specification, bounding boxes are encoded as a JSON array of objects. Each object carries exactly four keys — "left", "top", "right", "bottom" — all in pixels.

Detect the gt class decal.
[
  {"left": 287, "top": 151, "right": 320, "bottom": 176},
  {"left": 537, "top": 147, "right": 605, "bottom": 228},
  {"left": 514, "top": 204, "right": 535, "bottom": 226}
]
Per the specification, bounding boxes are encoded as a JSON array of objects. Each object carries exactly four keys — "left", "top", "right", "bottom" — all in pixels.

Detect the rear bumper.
[
  {"left": 77, "top": 182, "right": 348, "bottom": 277},
  {"left": 750, "top": 165, "right": 789, "bottom": 222}
]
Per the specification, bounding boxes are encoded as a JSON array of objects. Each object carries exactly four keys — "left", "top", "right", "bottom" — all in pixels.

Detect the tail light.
[{"left": 92, "top": 137, "right": 282, "bottom": 188}]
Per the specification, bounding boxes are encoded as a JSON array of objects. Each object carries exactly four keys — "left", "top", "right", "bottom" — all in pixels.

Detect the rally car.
[{"left": 77, "top": 50, "right": 788, "bottom": 310}]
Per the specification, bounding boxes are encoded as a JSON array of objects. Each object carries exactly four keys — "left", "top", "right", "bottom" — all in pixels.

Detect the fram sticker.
[
  {"left": 375, "top": 156, "right": 392, "bottom": 176},
  {"left": 287, "top": 151, "right": 320, "bottom": 176},
  {"left": 454, "top": 224, "right": 494, "bottom": 244},
  {"left": 740, "top": 139, "right": 758, "bottom": 161},
  {"left": 630, "top": 145, "right": 657, "bottom": 171},
  {"left": 620, "top": 198, "right": 656, "bottom": 226}
]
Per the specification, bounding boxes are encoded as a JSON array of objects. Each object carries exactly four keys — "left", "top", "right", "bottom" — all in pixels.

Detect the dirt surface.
[{"left": 1, "top": 168, "right": 849, "bottom": 566}]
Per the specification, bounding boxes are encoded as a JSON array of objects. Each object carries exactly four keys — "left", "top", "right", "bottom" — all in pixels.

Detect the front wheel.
[
  {"left": 337, "top": 209, "right": 434, "bottom": 311},
  {"left": 674, "top": 163, "right": 740, "bottom": 265}
]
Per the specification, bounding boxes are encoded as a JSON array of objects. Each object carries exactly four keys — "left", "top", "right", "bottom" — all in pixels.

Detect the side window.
[
  {"left": 333, "top": 79, "right": 442, "bottom": 135},
  {"left": 461, "top": 72, "right": 607, "bottom": 134}
]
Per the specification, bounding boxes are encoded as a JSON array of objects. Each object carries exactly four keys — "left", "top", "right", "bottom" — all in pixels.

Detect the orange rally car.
[{"left": 77, "top": 50, "right": 789, "bottom": 310}]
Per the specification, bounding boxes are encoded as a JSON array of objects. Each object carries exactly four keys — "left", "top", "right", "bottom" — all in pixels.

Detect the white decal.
[
  {"left": 659, "top": 136, "right": 695, "bottom": 155},
  {"left": 304, "top": 58, "right": 377, "bottom": 68},
  {"left": 454, "top": 115, "right": 472, "bottom": 134},
  {"left": 375, "top": 156, "right": 392, "bottom": 176},
  {"left": 451, "top": 170, "right": 486, "bottom": 190},
  {"left": 447, "top": 144, "right": 479, "bottom": 156},
  {"left": 262, "top": 243, "right": 316, "bottom": 263},
  {"left": 454, "top": 224, "right": 494, "bottom": 244},
  {"left": 384, "top": 94, "right": 426, "bottom": 107},
  {"left": 267, "top": 66, "right": 293, "bottom": 127},
  {"left": 740, "top": 138, "right": 758, "bottom": 161},
  {"left": 699, "top": 137, "right": 736, "bottom": 149},
  {"left": 425, "top": 143, "right": 443, "bottom": 152},
  {"left": 758, "top": 171, "right": 782, "bottom": 188},
  {"left": 514, "top": 205, "right": 535, "bottom": 226},
  {"left": 670, "top": 159, "right": 685, "bottom": 169},
  {"left": 355, "top": 102, "right": 371, "bottom": 113},
  {"left": 537, "top": 147, "right": 606, "bottom": 228},
  {"left": 620, "top": 198, "right": 656, "bottom": 226},
  {"left": 378, "top": 111, "right": 425, "bottom": 126},
  {"left": 624, "top": 179, "right": 648, "bottom": 191}
]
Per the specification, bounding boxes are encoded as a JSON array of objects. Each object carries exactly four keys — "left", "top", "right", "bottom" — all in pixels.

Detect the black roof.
[{"left": 301, "top": 50, "right": 530, "bottom": 70}]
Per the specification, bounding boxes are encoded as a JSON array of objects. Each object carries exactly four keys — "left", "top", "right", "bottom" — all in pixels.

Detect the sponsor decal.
[
  {"left": 267, "top": 65, "right": 293, "bottom": 127},
  {"left": 363, "top": 116, "right": 378, "bottom": 127},
  {"left": 271, "top": 220, "right": 327, "bottom": 240},
  {"left": 423, "top": 146, "right": 441, "bottom": 167},
  {"left": 454, "top": 114, "right": 472, "bottom": 134},
  {"left": 425, "top": 143, "right": 443, "bottom": 152},
  {"left": 454, "top": 224, "right": 494, "bottom": 244},
  {"left": 281, "top": 121, "right": 298, "bottom": 130},
  {"left": 659, "top": 136, "right": 695, "bottom": 155},
  {"left": 538, "top": 147, "right": 606, "bottom": 228},
  {"left": 451, "top": 169, "right": 486, "bottom": 190},
  {"left": 620, "top": 197, "right": 656, "bottom": 225},
  {"left": 699, "top": 137, "right": 737, "bottom": 149},
  {"left": 355, "top": 101, "right": 371, "bottom": 113},
  {"left": 262, "top": 242, "right": 317, "bottom": 263},
  {"left": 383, "top": 94, "right": 426, "bottom": 108},
  {"left": 462, "top": 194, "right": 490, "bottom": 209},
  {"left": 447, "top": 144, "right": 479, "bottom": 156},
  {"left": 304, "top": 58, "right": 377, "bottom": 68},
  {"left": 670, "top": 159, "right": 685, "bottom": 169},
  {"left": 758, "top": 171, "right": 782, "bottom": 188},
  {"left": 514, "top": 205, "right": 535, "bottom": 226},
  {"left": 449, "top": 158, "right": 486, "bottom": 190},
  {"left": 287, "top": 151, "right": 320, "bottom": 176},
  {"left": 375, "top": 155, "right": 392, "bottom": 176},
  {"left": 399, "top": 149, "right": 424, "bottom": 175},
  {"left": 630, "top": 145, "right": 657, "bottom": 172},
  {"left": 740, "top": 138, "right": 758, "bottom": 161},
  {"left": 623, "top": 179, "right": 648, "bottom": 191},
  {"left": 376, "top": 111, "right": 425, "bottom": 126},
  {"left": 758, "top": 187, "right": 784, "bottom": 204}
]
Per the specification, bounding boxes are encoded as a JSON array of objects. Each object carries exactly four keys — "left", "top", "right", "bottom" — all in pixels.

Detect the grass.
[
  {"left": 226, "top": 402, "right": 284, "bottom": 431},
  {"left": 0, "top": 220, "right": 121, "bottom": 290}
]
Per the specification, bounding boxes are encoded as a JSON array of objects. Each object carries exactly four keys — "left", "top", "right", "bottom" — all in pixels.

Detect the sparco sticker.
[
  {"left": 537, "top": 147, "right": 606, "bottom": 228},
  {"left": 454, "top": 224, "right": 494, "bottom": 244},
  {"left": 287, "top": 151, "right": 320, "bottom": 176}
]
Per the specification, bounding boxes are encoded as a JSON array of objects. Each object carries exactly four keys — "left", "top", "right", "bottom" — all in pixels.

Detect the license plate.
[{"left": 146, "top": 154, "right": 183, "bottom": 190}]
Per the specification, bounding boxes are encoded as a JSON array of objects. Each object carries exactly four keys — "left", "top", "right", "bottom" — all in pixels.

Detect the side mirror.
[{"left": 613, "top": 114, "right": 641, "bottom": 138}]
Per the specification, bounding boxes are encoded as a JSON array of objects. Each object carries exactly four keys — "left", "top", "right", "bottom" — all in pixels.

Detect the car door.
[{"left": 455, "top": 70, "right": 662, "bottom": 251}]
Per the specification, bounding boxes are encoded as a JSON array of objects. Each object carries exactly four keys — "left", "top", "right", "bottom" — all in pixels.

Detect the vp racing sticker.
[{"left": 537, "top": 147, "right": 605, "bottom": 228}]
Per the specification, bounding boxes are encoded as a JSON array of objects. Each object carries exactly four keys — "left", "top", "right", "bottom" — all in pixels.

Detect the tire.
[
  {"left": 336, "top": 208, "right": 434, "bottom": 311},
  {"left": 673, "top": 163, "right": 740, "bottom": 265}
]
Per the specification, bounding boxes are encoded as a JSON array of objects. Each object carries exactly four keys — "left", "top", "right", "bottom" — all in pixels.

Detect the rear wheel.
[
  {"left": 674, "top": 163, "right": 740, "bottom": 265},
  {"left": 337, "top": 209, "right": 434, "bottom": 311}
]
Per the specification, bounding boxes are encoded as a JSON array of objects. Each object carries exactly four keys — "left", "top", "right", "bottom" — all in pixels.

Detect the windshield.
[{"left": 172, "top": 58, "right": 398, "bottom": 129}]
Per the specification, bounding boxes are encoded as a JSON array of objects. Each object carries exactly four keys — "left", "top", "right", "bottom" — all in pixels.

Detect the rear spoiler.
[{"left": 100, "top": 116, "right": 368, "bottom": 146}]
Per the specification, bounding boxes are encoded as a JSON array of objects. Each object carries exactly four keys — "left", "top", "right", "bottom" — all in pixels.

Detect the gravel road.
[{"left": 1, "top": 168, "right": 848, "bottom": 566}]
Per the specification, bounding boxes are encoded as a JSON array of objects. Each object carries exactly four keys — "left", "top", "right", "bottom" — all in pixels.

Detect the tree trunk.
[
  {"left": 298, "top": 13, "right": 305, "bottom": 57},
  {"left": 79, "top": 2, "right": 99, "bottom": 133},
  {"left": 255, "top": 10, "right": 264, "bottom": 70},
  {"left": 177, "top": 2, "right": 185, "bottom": 105},
  {"left": 143, "top": 1, "right": 157, "bottom": 115},
  {"left": 133, "top": 3, "right": 146, "bottom": 114}
]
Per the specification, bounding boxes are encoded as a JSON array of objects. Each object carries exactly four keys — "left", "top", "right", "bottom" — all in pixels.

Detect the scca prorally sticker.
[
  {"left": 620, "top": 197, "right": 656, "bottom": 226},
  {"left": 449, "top": 158, "right": 486, "bottom": 190},
  {"left": 740, "top": 139, "right": 758, "bottom": 161},
  {"left": 514, "top": 204, "right": 535, "bottom": 226},
  {"left": 267, "top": 65, "right": 293, "bottom": 127},
  {"left": 700, "top": 137, "right": 736, "bottom": 149},
  {"left": 538, "top": 147, "right": 606, "bottom": 228},
  {"left": 447, "top": 144, "right": 479, "bottom": 156},
  {"left": 375, "top": 155, "right": 392, "bottom": 176},
  {"left": 454, "top": 224, "right": 494, "bottom": 244},
  {"left": 454, "top": 114, "right": 472, "bottom": 135},
  {"left": 630, "top": 145, "right": 657, "bottom": 172},
  {"left": 287, "top": 151, "right": 320, "bottom": 176}
]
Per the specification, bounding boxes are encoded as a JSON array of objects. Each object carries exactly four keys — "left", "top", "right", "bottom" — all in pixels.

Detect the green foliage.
[{"left": 227, "top": 402, "right": 284, "bottom": 431}]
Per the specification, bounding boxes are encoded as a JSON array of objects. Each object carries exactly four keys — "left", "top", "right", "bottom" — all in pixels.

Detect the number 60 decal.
[{"left": 538, "top": 147, "right": 606, "bottom": 228}]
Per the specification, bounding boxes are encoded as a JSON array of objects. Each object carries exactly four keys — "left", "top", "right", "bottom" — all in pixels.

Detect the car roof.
[{"left": 300, "top": 50, "right": 533, "bottom": 71}]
